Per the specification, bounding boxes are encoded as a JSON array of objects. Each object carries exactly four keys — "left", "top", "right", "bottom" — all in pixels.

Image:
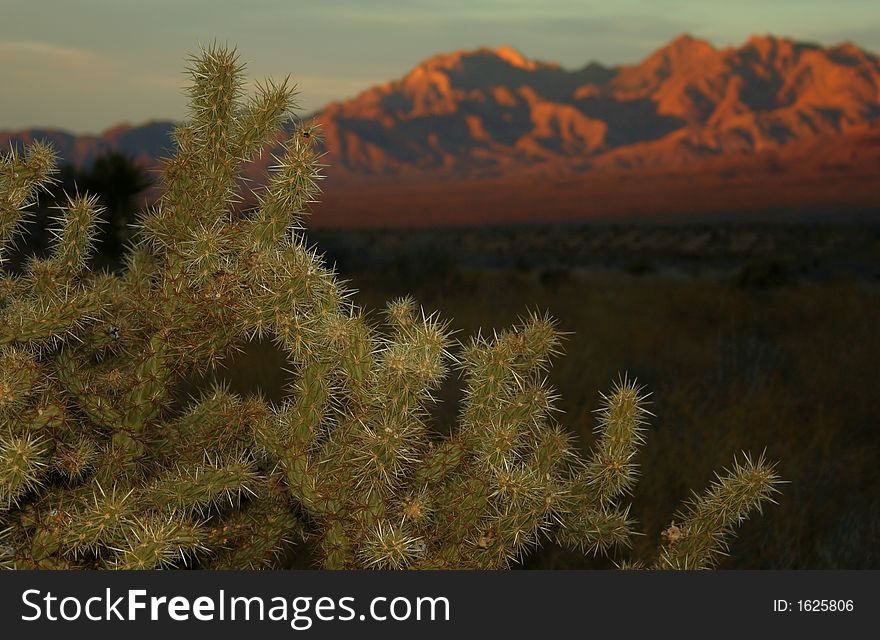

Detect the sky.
[{"left": 1, "top": 0, "right": 878, "bottom": 133}]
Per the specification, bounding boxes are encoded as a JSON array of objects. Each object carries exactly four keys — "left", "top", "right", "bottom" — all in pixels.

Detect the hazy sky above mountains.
[{"left": 2, "top": 0, "right": 877, "bottom": 133}]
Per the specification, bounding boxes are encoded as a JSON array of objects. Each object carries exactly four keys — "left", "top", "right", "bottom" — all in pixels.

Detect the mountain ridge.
[
  {"left": 2, "top": 34, "right": 878, "bottom": 187},
  {"left": 312, "top": 33, "right": 880, "bottom": 177}
]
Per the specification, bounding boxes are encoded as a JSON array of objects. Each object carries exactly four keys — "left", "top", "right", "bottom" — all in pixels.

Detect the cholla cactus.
[{"left": 0, "top": 44, "right": 782, "bottom": 570}]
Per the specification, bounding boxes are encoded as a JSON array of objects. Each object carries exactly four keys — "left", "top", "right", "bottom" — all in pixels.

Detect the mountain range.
[
  {"left": 315, "top": 34, "right": 880, "bottom": 178},
  {"left": 3, "top": 34, "right": 879, "bottom": 223}
]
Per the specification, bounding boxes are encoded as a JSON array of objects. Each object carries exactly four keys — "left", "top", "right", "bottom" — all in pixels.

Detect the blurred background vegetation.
[{"left": 12, "top": 153, "right": 879, "bottom": 569}]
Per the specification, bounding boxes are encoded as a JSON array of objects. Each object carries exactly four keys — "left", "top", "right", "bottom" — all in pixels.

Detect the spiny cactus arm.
[
  {"left": 320, "top": 520, "right": 352, "bottom": 569},
  {"left": 105, "top": 513, "right": 208, "bottom": 569},
  {"left": 358, "top": 520, "right": 425, "bottom": 569},
  {"left": 0, "top": 517, "right": 14, "bottom": 569},
  {"left": 237, "top": 243, "right": 345, "bottom": 358},
  {"left": 187, "top": 43, "right": 244, "bottom": 155},
  {"left": 531, "top": 422, "right": 577, "bottom": 477},
  {"left": 16, "top": 470, "right": 211, "bottom": 570},
  {"left": 413, "top": 439, "right": 466, "bottom": 486},
  {"left": 137, "top": 199, "right": 190, "bottom": 260},
  {"left": 417, "top": 315, "right": 564, "bottom": 568},
  {"left": 245, "top": 284, "right": 377, "bottom": 525},
  {"left": 0, "top": 273, "right": 23, "bottom": 308},
  {"left": 331, "top": 310, "right": 375, "bottom": 390},
  {"left": 0, "top": 346, "right": 45, "bottom": 420},
  {"left": 468, "top": 464, "right": 560, "bottom": 568},
  {"left": 15, "top": 478, "right": 192, "bottom": 570},
  {"left": 16, "top": 458, "right": 223, "bottom": 569},
  {"left": 0, "top": 430, "right": 50, "bottom": 511},
  {"left": 0, "top": 285, "right": 107, "bottom": 348},
  {"left": 164, "top": 385, "right": 265, "bottom": 466},
  {"left": 12, "top": 189, "right": 103, "bottom": 305},
  {"left": 46, "top": 193, "right": 104, "bottom": 280},
  {"left": 251, "top": 398, "right": 330, "bottom": 516},
  {"left": 139, "top": 48, "right": 265, "bottom": 281},
  {"left": 652, "top": 451, "right": 783, "bottom": 569},
  {"left": 15, "top": 396, "right": 69, "bottom": 438},
  {"left": 51, "top": 433, "right": 100, "bottom": 482},
  {"left": 509, "top": 310, "right": 566, "bottom": 371},
  {"left": 554, "top": 502, "right": 637, "bottom": 557},
  {"left": 0, "top": 141, "right": 57, "bottom": 264},
  {"left": 0, "top": 244, "right": 113, "bottom": 349},
  {"left": 462, "top": 426, "right": 575, "bottom": 569},
  {"left": 287, "top": 359, "right": 338, "bottom": 438},
  {"left": 142, "top": 454, "right": 262, "bottom": 516},
  {"left": 345, "top": 414, "right": 429, "bottom": 498},
  {"left": 232, "top": 76, "right": 298, "bottom": 162},
  {"left": 484, "top": 424, "right": 579, "bottom": 568},
  {"left": 54, "top": 348, "right": 124, "bottom": 427},
  {"left": 457, "top": 334, "right": 525, "bottom": 430},
  {"left": 0, "top": 193, "right": 108, "bottom": 352},
  {"left": 203, "top": 488, "right": 306, "bottom": 569},
  {"left": 180, "top": 44, "right": 245, "bottom": 224},
  {"left": 430, "top": 476, "right": 490, "bottom": 559},
  {"left": 291, "top": 302, "right": 453, "bottom": 569},
  {"left": 168, "top": 46, "right": 302, "bottom": 252},
  {"left": 457, "top": 313, "right": 563, "bottom": 449},
  {"left": 53, "top": 329, "right": 176, "bottom": 466},
  {"left": 336, "top": 305, "right": 452, "bottom": 489},
  {"left": 543, "top": 378, "right": 650, "bottom": 558},
  {"left": 18, "top": 531, "right": 85, "bottom": 569},
  {"left": 379, "top": 302, "right": 453, "bottom": 410},
  {"left": 178, "top": 219, "right": 235, "bottom": 285},
  {"left": 121, "top": 243, "right": 161, "bottom": 293},
  {"left": 115, "top": 329, "right": 174, "bottom": 456},
  {"left": 0, "top": 348, "right": 90, "bottom": 489},
  {"left": 24, "top": 482, "right": 138, "bottom": 564},
  {"left": 574, "top": 376, "right": 651, "bottom": 509},
  {"left": 243, "top": 124, "right": 324, "bottom": 251}
]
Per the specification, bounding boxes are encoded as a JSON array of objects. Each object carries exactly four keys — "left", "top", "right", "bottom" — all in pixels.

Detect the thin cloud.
[
  {"left": 0, "top": 40, "right": 113, "bottom": 71},
  {"left": 810, "top": 25, "right": 880, "bottom": 51},
  {"left": 253, "top": 73, "right": 385, "bottom": 94},
  {"left": 134, "top": 72, "right": 188, "bottom": 90}
]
